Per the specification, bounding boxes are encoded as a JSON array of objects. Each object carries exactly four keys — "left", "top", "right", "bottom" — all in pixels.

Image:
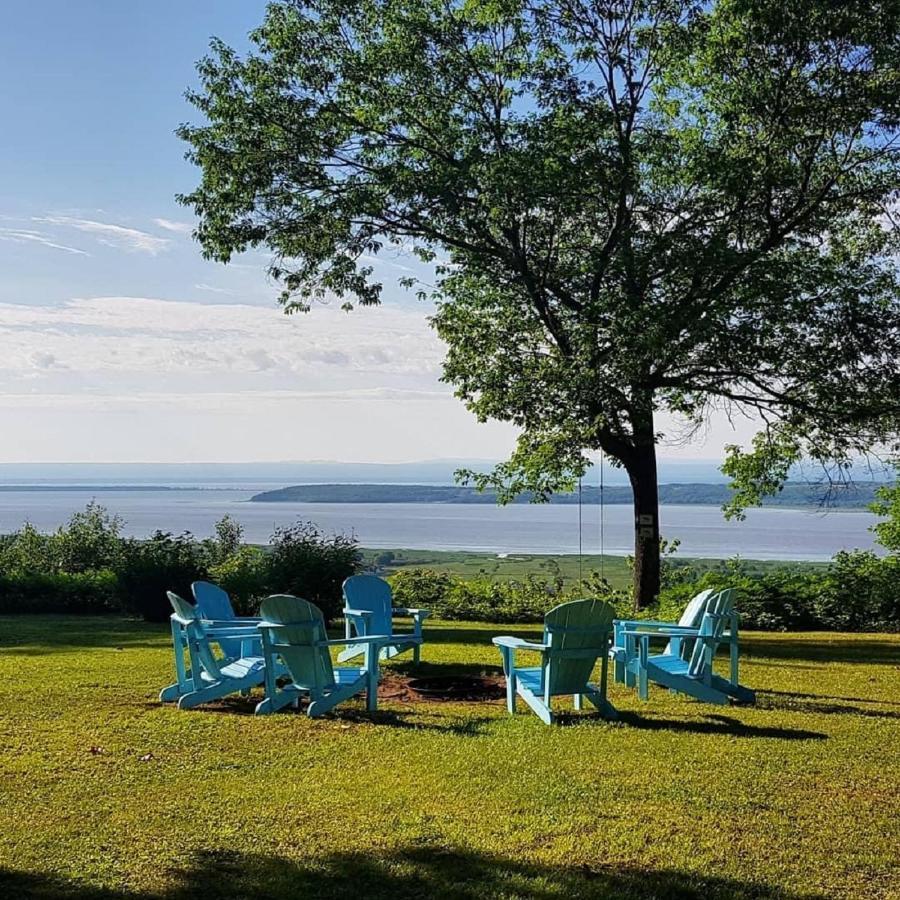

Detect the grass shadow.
[
  {"left": 0, "top": 844, "right": 827, "bottom": 899},
  {"left": 755, "top": 691, "right": 900, "bottom": 720},
  {"left": 615, "top": 710, "right": 827, "bottom": 741},
  {"left": 0, "top": 615, "right": 167, "bottom": 656},
  {"left": 742, "top": 636, "right": 900, "bottom": 666}
]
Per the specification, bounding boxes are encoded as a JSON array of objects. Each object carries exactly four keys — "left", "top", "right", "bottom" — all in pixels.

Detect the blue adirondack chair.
[
  {"left": 611, "top": 588, "right": 742, "bottom": 689},
  {"left": 192, "top": 580, "right": 262, "bottom": 658},
  {"left": 338, "top": 575, "right": 429, "bottom": 665},
  {"left": 619, "top": 590, "right": 756, "bottom": 705},
  {"left": 492, "top": 599, "right": 617, "bottom": 725},
  {"left": 255, "top": 594, "right": 387, "bottom": 717},
  {"left": 159, "top": 591, "right": 269, "bottom": 710}
]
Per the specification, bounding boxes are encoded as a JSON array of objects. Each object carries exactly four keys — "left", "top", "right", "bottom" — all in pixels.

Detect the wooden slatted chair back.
[
  {"left": 259, "top": 595, "right": 336, "bottom": 692},
  {"left": 167, "top": 591, "right": 223, "bottom": 680},
  {"left": 677, "top": 588, "right": 717, "bottom": 628},
  {"left": 343, "top": 575, "right": 393, "bottom": 637},
  {"left": 192, "top": 581, "right": 235, "bottom": 620},
  {"left": 543, "top": 599, "right": 615, "bottom": 696},
  {"left": 686, "top": 589, "right": 734, "bottom": 678}
]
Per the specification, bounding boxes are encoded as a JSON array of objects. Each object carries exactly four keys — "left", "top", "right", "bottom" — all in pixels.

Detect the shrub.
[
  {"left": 208, "top": 545, "right": 269, "bottom": 616},
  {"left": 390, "top": 569, "right": 569, "bottom": 623},
  {"left": 115, "top": 531, "right": 211, "bottom": 622},
  {"left": 390, "top": 569, "right": 455, "bottom": 611},
  {"left": 53, "top": 502, "right": 124, "bottom": 573},
  {"left": 0, "top": 570, "right": 120, "bottom": 614},
  {"left": 266, "top": 522, "right": 359, "bottom": 624},
  {"left": 206, "top": 515, "right": 244, "bottom": 566},
  {"left": 0, "top": 523, "right": 55, "bottom": 575},
  {"left": 815, "top": 551, "right": 900, "bottom": 631}
]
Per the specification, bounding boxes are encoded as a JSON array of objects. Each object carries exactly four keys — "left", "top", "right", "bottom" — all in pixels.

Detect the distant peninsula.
[{"left": 249, "top": 482, "right": 883, "bottom": 508}]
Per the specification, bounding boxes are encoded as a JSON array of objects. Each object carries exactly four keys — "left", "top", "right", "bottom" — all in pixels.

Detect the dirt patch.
[{"left": 378, "top": 672, "right": 506, "bottom": 703}]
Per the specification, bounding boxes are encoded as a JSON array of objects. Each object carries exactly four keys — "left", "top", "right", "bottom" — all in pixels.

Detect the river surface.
[{"left": 0, "top": 487, "right": 881, "bottom": 560}]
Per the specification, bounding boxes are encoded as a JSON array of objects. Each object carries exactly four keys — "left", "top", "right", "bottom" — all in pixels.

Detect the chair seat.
[
  {"left": 217, "top": 656, "right": 266, "bottom": 681},
  {"left": 646, "top": 654, "right": 693, "bottom": 675}
]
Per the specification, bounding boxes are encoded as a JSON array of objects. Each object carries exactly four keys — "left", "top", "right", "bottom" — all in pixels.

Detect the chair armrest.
[
  {"left": 614, "top": 618, "right": 684, "bottom": 631},
  {"left": 393, "top": 607, "right": 431, "bottom": 620},
  {"left": 343, "top": 608, "right": 373, "bottom": 619},
  {"left": 619, "top": 627, "right": 698, "bottom": 639},
  {"left": 621, "top": 628, "right": 721, "bottom": 649},
  {"left": 317, "top": 635, "right": 390, "bottom": 648},
  {"left": 200, "top": 617, "right": 262, "bottom": 628},
  {"left": 492, "top": 636, "right": 548, "bottom": 652},
  {"left": 204, "top": 626, "right": 263, "bottom": 641}
]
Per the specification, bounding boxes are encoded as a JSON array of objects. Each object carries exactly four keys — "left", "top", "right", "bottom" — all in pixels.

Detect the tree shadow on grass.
[
  {"left": 755, "top": 691, "right": 900, "bottom": 720},
  {"left": 614, "top": 710, "right": 827, "bottom": 741},
  {"left": 741, "top": 636, "right": 900, "bottom": 666},
  {"left": 0, "top": 844, "right": 827, "bottom": 899},
  {"left": 0, "top": 616, "right": 166, "bottom": 656}
]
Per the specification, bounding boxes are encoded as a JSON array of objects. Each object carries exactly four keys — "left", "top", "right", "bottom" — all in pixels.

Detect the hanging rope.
[
  {"left": 599, "top": 449, "right": 605, "bottom": 581},
  {"left": 577, "top": 474, "right": 583, "bottom": 581}
]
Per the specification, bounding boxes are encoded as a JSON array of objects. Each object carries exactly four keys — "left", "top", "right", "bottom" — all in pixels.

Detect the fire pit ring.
[{"left": 406, "top": 674, "right": 505, "bottom": 702}]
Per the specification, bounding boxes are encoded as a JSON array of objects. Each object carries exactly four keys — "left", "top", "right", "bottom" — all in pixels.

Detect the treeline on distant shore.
[{"left": 250, "top": 481, "right": 883, "bottom": 509}]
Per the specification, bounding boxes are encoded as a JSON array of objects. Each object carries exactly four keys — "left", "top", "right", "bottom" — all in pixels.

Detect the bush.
[
  {"left": 208, "top": 545, "right": 270, "bottom": 616},
  {"left": 267, "top": 522, "right": 359, "bottom": 624},
  {"left": 0, "top": 523, "right": 56, "bottom": 575},
  {"left": 815, "top": 551, "right": 900, "bottom": 631},
  {"left": 115, "top": 531, "right": 211, "bottom": 623},
  {"left": 0, "top": 570, "right": 120, "bottom": 614},
  {"left": 390, "top": 569, "right": 572, "bottom": 623},
  {"left": 53, "top": 502, "right": 124, "bottom": 573},
  {"left": 390, "top": 569, "right": 455, "bottom": 611}
]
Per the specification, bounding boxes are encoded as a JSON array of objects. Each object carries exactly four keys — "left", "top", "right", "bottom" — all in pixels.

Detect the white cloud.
[
  {"left": 154, "top": 217, "right": 194, "bottom": 235},
  {"left": 34, "top": 216, "right": 170, "bottom": 255},
  {"left": 0, "top": 227, "right": 89, "bottom": 256},
  {"left": 0, "top": 296, "right": 446, "bottom": 382},
  {"left": 28, "top": 351, "right": 64, "bottom": 370},
  {"left": 195, "top": 283, "right": 238, "bottom": 296}
]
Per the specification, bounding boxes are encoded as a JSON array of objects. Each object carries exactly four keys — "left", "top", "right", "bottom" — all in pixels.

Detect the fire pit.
[{"left": 406, "top": 674, "right": 505, "bottom": 702}]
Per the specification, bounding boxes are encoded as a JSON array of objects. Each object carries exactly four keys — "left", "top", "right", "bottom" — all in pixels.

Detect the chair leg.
[
  {"left": 507, "top": 672, "right": 517, "bottom": 714},
  {"left": 574, "top": 693, "right": 583, "bottom": 710},
  {"left": 412, "top": 643, "right": 421, "bottom": 665},
  {"left": 638, "top": 667, "right": 649, "bottom": 701}
]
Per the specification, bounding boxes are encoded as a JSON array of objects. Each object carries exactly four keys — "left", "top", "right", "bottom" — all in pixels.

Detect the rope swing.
[
  {"left": 576, "top": 450, "right": 605, "bottom": 583},
  {"left": 599, "top": 449, "right": 605, "bottom": 581}
]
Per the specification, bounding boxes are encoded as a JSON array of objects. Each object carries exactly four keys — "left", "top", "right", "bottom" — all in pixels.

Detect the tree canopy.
[{"left": 179, "top": 0, "right": 900, "bottom": 605}]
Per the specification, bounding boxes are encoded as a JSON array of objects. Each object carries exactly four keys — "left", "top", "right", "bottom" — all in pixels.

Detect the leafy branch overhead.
[{"left": 180, "top": 0, "right": 900, "bottom": 603}]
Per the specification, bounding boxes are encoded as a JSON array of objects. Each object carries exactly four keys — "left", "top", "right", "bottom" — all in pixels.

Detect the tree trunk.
[{"left": 626, "top": 440, "right": 661, "bottom": 611}]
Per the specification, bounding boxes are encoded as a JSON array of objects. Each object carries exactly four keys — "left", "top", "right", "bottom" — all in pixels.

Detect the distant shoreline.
[{"left": 249, "top": 481, "right": 883, "bottom": 510}]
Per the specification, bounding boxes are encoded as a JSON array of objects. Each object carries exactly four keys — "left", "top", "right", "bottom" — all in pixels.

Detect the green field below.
[
  {"left": 0, "top": 616, "right": 897, "bottom": 898},
  {"left": 359, "top": 548, "right": 825, "bottom": 590}
]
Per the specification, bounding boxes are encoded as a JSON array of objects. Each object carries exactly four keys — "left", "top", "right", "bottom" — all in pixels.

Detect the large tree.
[{"left": 180, "top": 0, "right": 900, "bottom": 607}]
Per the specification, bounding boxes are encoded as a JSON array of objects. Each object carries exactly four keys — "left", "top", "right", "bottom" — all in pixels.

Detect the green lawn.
[
  {"left": 0, "top": 616, "right": 898, "bottom": 899},
  {"left": 359, "top": 548, "right": 825, "bottom": 591}
]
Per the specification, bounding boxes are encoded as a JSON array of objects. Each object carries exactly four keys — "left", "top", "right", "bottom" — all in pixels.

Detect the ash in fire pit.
[{"left": 406, "top": 675, "right": 505, "bottom": 702}]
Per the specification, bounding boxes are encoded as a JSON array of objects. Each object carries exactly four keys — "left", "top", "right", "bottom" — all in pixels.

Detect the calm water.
[{"left": 0, "top": 488, "right": 881, "bottom": 561}]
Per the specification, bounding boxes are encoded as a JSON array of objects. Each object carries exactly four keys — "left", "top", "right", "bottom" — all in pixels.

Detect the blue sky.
[{"left": 0, "top": 2, "right": 755, "bottom": 464}]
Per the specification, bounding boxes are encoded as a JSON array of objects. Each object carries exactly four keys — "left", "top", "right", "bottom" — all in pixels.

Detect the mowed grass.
[
  {"left": 0, "top": 617, "right": 898, "bottom": 899},
  {"left": 358, "top": 548, "right": 825, "bottom": 590}
]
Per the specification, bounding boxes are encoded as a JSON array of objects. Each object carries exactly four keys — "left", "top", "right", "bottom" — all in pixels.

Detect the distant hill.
[
  {"left": 0, "top": 458, "right": 734, "bottom": 486},
  {"left": 250, "top": 482, "right": 884, "bottom": 508}
]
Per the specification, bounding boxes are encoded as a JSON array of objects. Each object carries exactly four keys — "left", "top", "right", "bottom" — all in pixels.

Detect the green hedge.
[
  {"left": 389, "top": 551, "right": 900, "bottom": 632},
  {"left": 0, "top": 506, "right": 359, "bottom": 623},
  {"left": 0, "top": 570, "right": 120, "bottom": 615}
]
